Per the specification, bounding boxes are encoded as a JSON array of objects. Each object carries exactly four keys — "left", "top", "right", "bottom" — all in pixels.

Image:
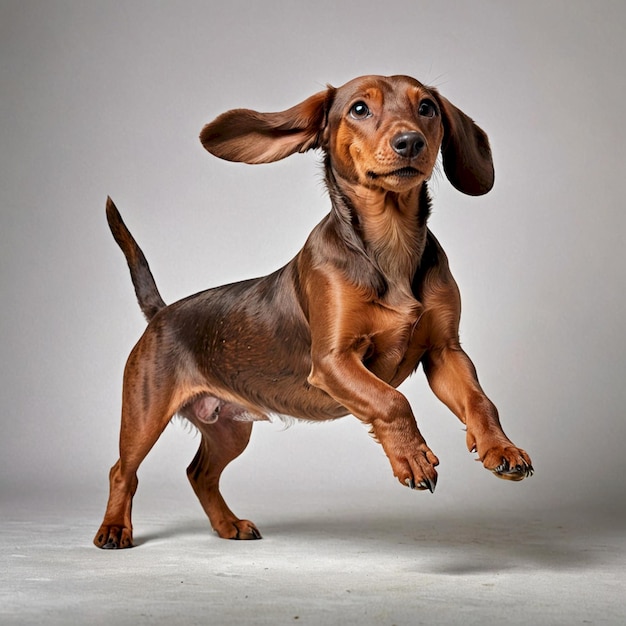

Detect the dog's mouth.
[{"left": 367, "top": 167, "right": 423, "bottom": 180}]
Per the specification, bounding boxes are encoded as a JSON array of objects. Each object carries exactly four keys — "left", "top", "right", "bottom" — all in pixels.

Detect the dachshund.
[{"left": 94, "top": 74, "right": 533, "bottom": 549}]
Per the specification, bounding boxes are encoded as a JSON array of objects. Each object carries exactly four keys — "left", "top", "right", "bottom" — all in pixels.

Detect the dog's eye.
[
  {"left": 350, "top": 101, "right": 371, "bottom": 120},
  {"left": 418, "top": 100, "right": 437, "bottom": 118}
]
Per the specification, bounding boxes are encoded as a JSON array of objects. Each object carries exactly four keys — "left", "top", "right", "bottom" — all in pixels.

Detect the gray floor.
[{"left": 2, "top": 482, "right": 625, "bottom": 626}]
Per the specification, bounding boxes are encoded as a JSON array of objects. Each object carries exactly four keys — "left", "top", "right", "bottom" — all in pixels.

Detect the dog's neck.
[{"left": 325, "top": 166, "right": 430, "bottom": 298}]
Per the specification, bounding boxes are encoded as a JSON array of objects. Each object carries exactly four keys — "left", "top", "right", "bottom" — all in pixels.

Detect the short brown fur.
[{"left": 94, "top": 75, "right": 532, "bottom": 549}]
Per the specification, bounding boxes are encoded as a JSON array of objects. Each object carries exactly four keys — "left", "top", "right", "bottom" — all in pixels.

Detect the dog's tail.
[{"left": 105, "top": 197, "right": 166, "bottom": 321}]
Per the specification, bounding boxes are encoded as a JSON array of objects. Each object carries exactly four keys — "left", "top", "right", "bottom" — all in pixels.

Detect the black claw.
[
  {"left": 494, "top": 458, "right": 535, "bottom": 478},
  {"left": 495, "top": 459, "right": 510, "bottom": 474},
  {"left": 417, "top": 478, "right": 436, "bottom": 493},
  {"left": 102, "top": 541, "right": 118, "bottom": 550},
  {"left": 405, "top": 478, "right": 416, "bottom": 489}
]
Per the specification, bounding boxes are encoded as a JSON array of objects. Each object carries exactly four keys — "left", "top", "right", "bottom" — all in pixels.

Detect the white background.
[{"left": 2, "top": 0, "right": 625, "bottom": 538}]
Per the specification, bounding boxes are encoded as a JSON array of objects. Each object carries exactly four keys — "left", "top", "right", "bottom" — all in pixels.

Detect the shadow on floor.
[{"left": 133, "top": 504, "right": 622, "bottom": 575}]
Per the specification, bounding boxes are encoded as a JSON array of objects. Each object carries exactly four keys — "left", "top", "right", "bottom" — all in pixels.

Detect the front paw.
[
  {"left": 480, "top": 445, "right": 534, "bottom": 481},
  {"left": 390, "top": 446, "right": 440, "bottom": 493}
]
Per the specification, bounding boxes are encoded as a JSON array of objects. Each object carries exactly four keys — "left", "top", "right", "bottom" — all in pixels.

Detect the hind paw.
[
  {"left": 215, "top": 519, "right": 262, "bottom": 540},
  {"left": 94, "top": 524, "right": 134, "bottom": 549}
]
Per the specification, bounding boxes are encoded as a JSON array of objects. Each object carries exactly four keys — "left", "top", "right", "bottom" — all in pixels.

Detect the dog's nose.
[{"left": 391, "top": 131, "right": 426, "bottom": 158}]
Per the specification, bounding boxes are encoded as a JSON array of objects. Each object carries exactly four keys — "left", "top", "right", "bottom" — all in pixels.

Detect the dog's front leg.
[
  {"left": 308, "top": 350, "right": 439, "bottom": 491},
  {"left": 423, "top": 345, "right": 533, "bottom": 480},
  {"left": 304, "top": 271, "right": 439, "bottom": 491}
]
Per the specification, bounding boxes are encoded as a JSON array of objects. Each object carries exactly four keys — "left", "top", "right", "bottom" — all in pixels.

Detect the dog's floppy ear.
[
  {"left": 200, "top": 88, "right": 335, "bottom": 164},
  {"left": 433, "top": 92, "right": 495, "bottom": 196}
]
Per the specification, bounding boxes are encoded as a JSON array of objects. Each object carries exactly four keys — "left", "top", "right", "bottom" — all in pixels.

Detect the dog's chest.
[{"left": 365, "top": 291, "right": 426, "bottom": 383}]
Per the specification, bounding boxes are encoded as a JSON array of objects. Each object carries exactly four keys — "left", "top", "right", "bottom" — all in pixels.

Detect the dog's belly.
[{"left": 169, "top": 274, "right": 346, "bottom": 421}]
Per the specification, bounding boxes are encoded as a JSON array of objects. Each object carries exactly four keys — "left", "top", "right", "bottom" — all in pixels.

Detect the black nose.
[{"left": 391, "top": 131, "right": 426, "bottom": 158}]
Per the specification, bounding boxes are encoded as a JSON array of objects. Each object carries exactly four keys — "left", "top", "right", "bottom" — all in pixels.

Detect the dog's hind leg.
[
  {"left": 187, "top": 407, "right": 261, "bottom": 540},
  {"left": 94, "top": 338, "right": 178, "bottom": 549},
  {"left": 94, "top": 409, "right": 172, "bottom": 549}
]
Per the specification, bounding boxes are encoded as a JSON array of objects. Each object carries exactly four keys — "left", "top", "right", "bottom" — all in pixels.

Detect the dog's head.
[{"left": 200, "top": 75, "right": 494, "bottom": 196}]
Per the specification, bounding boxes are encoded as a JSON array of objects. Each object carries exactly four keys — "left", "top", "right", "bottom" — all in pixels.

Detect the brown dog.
[{"left": 94, "top": 75, "right": 532, "bottom": 549}]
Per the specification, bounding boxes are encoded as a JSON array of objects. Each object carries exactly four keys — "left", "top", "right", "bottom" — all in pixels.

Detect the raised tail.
[{"left": 105, "top": 197, "right": 166, "bottom": 321}]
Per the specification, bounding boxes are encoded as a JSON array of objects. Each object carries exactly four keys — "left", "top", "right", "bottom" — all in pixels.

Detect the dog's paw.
[
  {"left": 391, "top": 446, "right": 440, "bottom": 493},
  {"left": 94, "top": 524, "right": 134, "bottom": 549},
  {"left": 215, "top": 519, "right": 262, "bottom": 540},
  {"left": 480, "top": 445, "right": 534, "bottom": 481}
]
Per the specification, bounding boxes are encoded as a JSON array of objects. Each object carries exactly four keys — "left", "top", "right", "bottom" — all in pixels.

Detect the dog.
[{"left": 94, "top": 74, "right": 533, "bottom": 549}]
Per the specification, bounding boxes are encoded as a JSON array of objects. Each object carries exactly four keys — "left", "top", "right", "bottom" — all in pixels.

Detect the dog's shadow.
[
  {"left": 261, "top": 512, "right": 602, "bottom": 575},
  {"left": 135, "top": 507, "right": 609, "bottom": 575}
]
